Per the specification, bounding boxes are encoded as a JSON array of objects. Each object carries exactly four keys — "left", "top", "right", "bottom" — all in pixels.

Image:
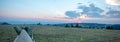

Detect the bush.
[
  {"left": 75, "top": 23, "right": 82, "bottom": 28},
  {"left": 106, "top": 26, "right": 113, "bottom": 29},
  {"left": 65, "top": 24, "right": 69, "bottom": 27},
  {"left": 37, "top": 22, "right": 42, "bottom": 25}
]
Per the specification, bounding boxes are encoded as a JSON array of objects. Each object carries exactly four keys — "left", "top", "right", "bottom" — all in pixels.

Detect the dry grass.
[{"left": 0, "top": 25, "right": 120, "bottom": 42}]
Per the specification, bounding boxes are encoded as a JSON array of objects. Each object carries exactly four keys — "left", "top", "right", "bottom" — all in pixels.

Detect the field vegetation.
[{"left": 0, "top": 25, "right": 120, "bottom": 42}]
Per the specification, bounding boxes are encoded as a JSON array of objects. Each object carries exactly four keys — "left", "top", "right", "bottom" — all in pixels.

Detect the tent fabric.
[{"left": 14, "top": 29, "right": 33, "bottom": 42}]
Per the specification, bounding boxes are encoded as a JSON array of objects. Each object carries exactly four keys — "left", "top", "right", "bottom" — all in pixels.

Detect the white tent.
[{"left": 14, "top": 29, "right": 33, "bottom": 42}]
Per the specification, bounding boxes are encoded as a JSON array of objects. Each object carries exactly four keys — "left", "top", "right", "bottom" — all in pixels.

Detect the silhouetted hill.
[
  {"left": 112, "top": 24, "right": 120, "bottom": 30},
  {"left": 52, "top": 23, "right": 120, "bottom": 30},
  {"left": 0, "top": 22, "right": 11, "bottom": 25}
]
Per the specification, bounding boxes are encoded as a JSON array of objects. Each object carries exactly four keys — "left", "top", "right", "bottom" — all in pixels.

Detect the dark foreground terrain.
[{"left": 0, "top": 25, "right": 120, "bottom": 42}]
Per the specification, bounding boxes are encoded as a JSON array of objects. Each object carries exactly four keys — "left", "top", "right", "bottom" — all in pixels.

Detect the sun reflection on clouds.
[
  {"left": 105, "top": 0, "right": 120, "bottom": 5},
  {"left": 79, "top": 14, "right": 88, "bottom": 19}
]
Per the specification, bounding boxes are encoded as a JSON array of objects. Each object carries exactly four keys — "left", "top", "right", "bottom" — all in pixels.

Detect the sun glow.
[{"left": 80, "top": 14, "right": 88, "bottom": 19}]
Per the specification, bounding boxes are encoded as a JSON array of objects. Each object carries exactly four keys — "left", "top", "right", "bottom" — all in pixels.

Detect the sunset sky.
[{"left": 0, "top": 0, "right": 120, "bottom": 24}]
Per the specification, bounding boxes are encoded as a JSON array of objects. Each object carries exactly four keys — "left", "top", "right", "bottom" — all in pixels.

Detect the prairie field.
[{"left": 0, "top": 25, "right": 120, "bottom": 42}]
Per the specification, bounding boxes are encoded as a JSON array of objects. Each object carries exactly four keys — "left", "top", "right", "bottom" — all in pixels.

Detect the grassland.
[{"left": 0, "top": 25, "right": 120, "bottom": 42}]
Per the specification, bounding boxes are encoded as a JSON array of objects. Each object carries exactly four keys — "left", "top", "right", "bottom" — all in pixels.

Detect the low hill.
[{"left": 52, "top": 23, "right": 120, "bottom": 30}]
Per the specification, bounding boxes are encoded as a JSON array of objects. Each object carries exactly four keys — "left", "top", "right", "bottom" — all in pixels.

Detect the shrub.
[
  {"left": 37, "top": 22, "right": 42, "bottom": 25},
  {"left": 106, "top": 26, "right": 113, "bottom": 29}
]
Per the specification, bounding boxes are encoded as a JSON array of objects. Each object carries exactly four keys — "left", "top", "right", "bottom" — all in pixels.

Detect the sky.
[{"left": 0, "top": 0, "right": 120, "bottom": 24}]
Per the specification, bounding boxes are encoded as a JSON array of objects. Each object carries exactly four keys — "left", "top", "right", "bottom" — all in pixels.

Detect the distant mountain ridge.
[{"left": 52, "top": 23, "right": 120, "bottom": 30}]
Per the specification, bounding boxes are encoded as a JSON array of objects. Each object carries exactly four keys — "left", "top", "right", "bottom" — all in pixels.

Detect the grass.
[{"left": 0, "top": 25, "right": 120, "bottom": 42}]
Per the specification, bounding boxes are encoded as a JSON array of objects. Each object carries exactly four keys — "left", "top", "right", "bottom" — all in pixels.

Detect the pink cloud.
[
  {"left": 1, "top": 10, "right": 119, "bottom": 24},
  {"left": 37, "top": 16, "right": 82, "bottom": 23},
  {"left": 105, "top": 0, "right": 120, "bottom": 5}
]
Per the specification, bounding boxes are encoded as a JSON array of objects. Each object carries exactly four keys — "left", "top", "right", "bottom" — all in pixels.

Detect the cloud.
[
  {"left": 78, "top": 3, "right": 104, "bottom": 18},
  {"left": 65, "top": 3, "right": 104, "bottom": 19},
  {"left": 78, "top": 3, "right": 82, "bottom": 5},
  {"left": 65, "top": 11, "right": 80, "bottom": 18},
  {"left": 105, "top": 0, "right": 120, "bottom": 5},
  {"left": 64, "top": 3, "right": 120, "bottom": 23},
  {"left": 106, "top": 10, "right": 120, "bottom": 18}
]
